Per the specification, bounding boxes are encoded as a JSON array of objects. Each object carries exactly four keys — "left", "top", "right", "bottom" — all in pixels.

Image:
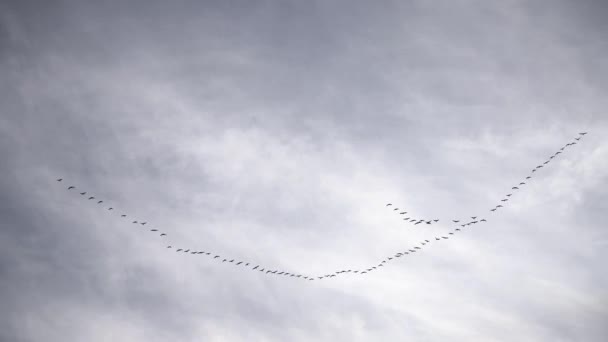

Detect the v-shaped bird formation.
[{"left": 55, "top": 132, "right": 588, "bottom": 281}]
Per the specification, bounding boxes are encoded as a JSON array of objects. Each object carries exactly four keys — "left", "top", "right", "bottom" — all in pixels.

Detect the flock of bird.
[{"left": 56, "top": 132, "right": 588, "bottom": 281}]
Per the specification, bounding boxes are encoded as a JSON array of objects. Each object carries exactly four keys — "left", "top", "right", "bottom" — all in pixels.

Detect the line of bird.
[
  {"left": 385, "top": 132, "right": 588, "bottom": 224},
  {"left": 55, "top": 132, "right": 588, "bottom": 281}
]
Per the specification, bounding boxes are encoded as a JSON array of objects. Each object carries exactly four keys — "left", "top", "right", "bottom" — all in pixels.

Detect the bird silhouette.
[
  {"left": 68, "top": 186, "right": 75, "bottom": 190},
  {"left": 526, "top": 176, "right": 532, "bottom": 179},
  {"left": 433, "top": 219, "right": 439, "bottom": 222},
  {"left": 167, "top": 246, "right": 172, "bottom": 248},
  {"left": 121, "top": 214, "right": 126, "bottom": 217},
  {"left": 506, "top": 194, "right": 512, "bottom": 197},
  {"left": 97, "top": 200, "right": 103, "bottom": 204},
  {"left": 214, "top": 256, "right": 219, "bottom": 258},
  {"left": 253, "top": 265, "right": 259, "bottom": 270},
  {"left": 88, "top": 196, "right": 94, "bottom": 200},
  {"left": 400, "top": 212, "right": 407, "bottom": 214},
  {"left": 512, "top": 187, "right": 519, "bottom": 190},
  {"left": 471, "top": 216, "right": 477, "bottom": 219},
  {"left": 579, "top": 132, "right": 587, "bottom": 135},
  {"left": 497, "top": 205, "right": 503, "bottom": 208},
  {"left": 453, "top": 220, "right": 460, "bottom": 223},
  {"left": 176, "top": 249, "right": 182, "bottom": 252},
  {"left": 108, "top": 207, "right": 113, "bottom": 210},
  {"left": 490, "top": 209, "right": 496, "bottom": 211},
  {"left": 140, "top": 222, "right": 147, "bottom": 225},
  {"left": 56, "top": 178, "right": 62, "bottom": 182},
  {"left": 160, "top": 233, "right": 167, "bottom": 236},
  {"left": 519, "top": 182, "right": 525, "bottom": 185},
  {"left": 386, "top": 203, "right": 392, "bottom": 206},
  {"left": 132, "top": 221, "right": 138, "bottom": 224},
  {"left": 501, "top": 199, "right": 508, "bottom": 202},
  {"left": 480, "top": 219, "right": 487, "bottom": 222},
  {"left": 80, "top": 192, "right": 86, "bottom": 195},
  {"left": 150, "top": 229, "right": 158, "bottom": 232}
]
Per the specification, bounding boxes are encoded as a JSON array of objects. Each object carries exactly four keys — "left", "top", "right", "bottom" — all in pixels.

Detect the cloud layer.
[{"left": 1, "top": 1, "right": 607, "bottom": 341}]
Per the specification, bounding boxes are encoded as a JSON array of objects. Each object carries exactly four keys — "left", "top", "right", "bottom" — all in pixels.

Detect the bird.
[
  {"left": 442, "top": 236, "right": 449, "bottom": 239},
  {"left": 471, "top": 216, "right": 477, "bottom": 219},
  {"left": 150, "top": 229, "right": 158, "bottom": 232},
  {"left": 403, "top": 217, "right": 410, "bottom": 220},
  {"left": 414, "top": 247, "right": 421, "bottom": 249},
  {"left": 512, "top": 187, "right": 519, "bottom": 190},
  {"left": 140, "top": 222, "right": 147, "bottom": 225},
  {"left": 213, "top": 255, "right": 219, "bottom": 258},
  {"left": 236, "top": 262, "right": 242, "bottom": 265},
  {"left": 67, "top": 186, "right": 75, "bottom": 190},
  {"left": 506, "top": 194, "right": 512, "bottom": 197},
  {"left": 253, "top": 265, "right": 259, "bottom": 270},
  {"left": 519, "top": 182, "right": 525, "bottom": 185},
  {"left": 575, "top": 137, "right": 581, "bottom": 141},
  {"left": 97, "top": 200, "right": 103, "bottom": 204},
  {"left": 56, "top": 178, "right": 62, "bottom": 182},
  {"left": 132, "top": 221, "right": 138, "bottom": 224},
  {"left": 160, "top": 233, "right": 166, "bottom": 236},
  {"left": 386, "top": 203, "right": 392, "bottom": 206},
  {"left": 501, "top": 199, "right": 508, "bottom": 202},
  {"left": 490, "top": 209, "right": 496, "bottom": 211},
  {"left": 449, "top": 232, "right": 454, "bottom": 235},
  {"left": 400, "top": 212, "right": 407, "bottom": 215},
  {"left": 433, "top": 219, "right": 439, "bottom": 222},
  {"left": 497, "top": 205, "right": 503, "bottom": 208},
  {"left": 121, "top": 214, "right": 126, "bottom": 217},
  {"left": 426, "top": 221, "right": 431, "bottom": 224},
  {"left": 579, "top": 132, "right": 587, "bottom": 135},
  {"left": 435, "top": 237, "right": 440, "bottom": 241},
  {"left": 80, "top": 192, "right": 86, "bottom": 195},
  {"left": 455, "top": 228, "right": 461, "bottom": 231},
  {"left": 167, "top": 246, "right": 172, "bottom": 248},
  {"left": 229, "top": 259, "right": 234, "bottom": 263},
  {"left": 556, "top": 151, "right": 562, "bottom": 154},
  {"left": 108, "top": 207, "right": 113, "bottom": 210},
  {"left": 480, "top": 219, "right": 487, "bottom": 222},
  {"left": 222, "top": 259, "right": 227, "bottom": 262},
  {"left": 526, "top": 176, "right": 532, "bottom": 179},
  {"left": 88, "top": 196, "right": 94, "bottom": 200},
  {"left": 393, "top": 208, "right": 399, "bottom": 211},
  {"left": 176, "top": 249, "right": 183, "bottom": 252},
  {"left": 184, "top": 249, "right": 190, "bottom": 253},
  {"left": 453, "top": 220, "right": 460, "bottom": 223}
]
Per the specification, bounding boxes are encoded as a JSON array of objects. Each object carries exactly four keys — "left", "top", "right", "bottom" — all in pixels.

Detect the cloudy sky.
[{"left": 1, "top": 0, "right": 607, "bottom": 341}]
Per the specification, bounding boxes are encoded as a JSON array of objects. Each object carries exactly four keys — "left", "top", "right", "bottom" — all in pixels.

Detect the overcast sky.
[{"left": 1, "top": 1, "right": 607, "bottom": 341}]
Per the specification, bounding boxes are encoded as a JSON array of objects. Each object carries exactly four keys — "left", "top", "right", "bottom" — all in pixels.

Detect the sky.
[{"left": 1, "top": 0, "right": 607, "bottom": 341}]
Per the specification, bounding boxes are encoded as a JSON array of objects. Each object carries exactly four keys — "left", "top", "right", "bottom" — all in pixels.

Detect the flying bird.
[
  {"left": 526, "top": 176, "right": 532, "bottom": 179},
  {"left": 490, "top": 209, "right": 496, "bottom": 211},
  {"left": 433, "top": 219, "right": 439, "bottom": 222},
  {"left": 121, "top": 214, "right": 126, "bottom": 217},
  {"left": 497, "top": 205, "right": 503, "bottom": 207},
  {"left": 519, "top": 182, "right": 525, "bottom": 185},
  {"left": 453, "top": 220, "right": 460, "bottom": 223},
  {"left": 579, "top": 132, "right": 587, "bottom": 135},
  {"left": 442, "top": 236, "right": 449, "bottom": 239},
  {"left": 501, "top": 199, "right": 508, "bottom": 202},
  {"left": 480, "top": 219, "right": 487, "bottom": 222},
  {"left": 253, "top": 265, "right": 259, "bottom": 270},
  {"left": 512, "top": 187, "right": 519, "bottom": 190},
  {"left": 97, "top": 200, "right": 103, "bottom": 204},
  {"left": 177, "top": 249, "right": 182, "bottom": 252},
  {"left": 400, "top": 212, "right": 407, "bottom": 214},
  {"left": 236, "top": 262, "right": 242, "bottom": 265},
  {"left": 88, "top": 196, "right": 94, "bottom": 200},
  {"left": 455, "top": 228, "right": 461, "bottom": 231},
  {"left": 506, "top": 194, "right": 512, "bottom": 197},
  {"left": 214, "top": 256, "right": 219, "bottom": 258},
  {"left": 386, "top": 203, "right": 392, "bottom": 206},
  {"left": 79, "top": 192, "right": 86, "bottom": 196},
  {"left": 150, "top": 229, "right": 158, "bottom": 232},
  {"left": 132, "top": 221, "right": 138, "bottom": 224},
  {"left": 167, "top": 246, "right": 172, "bottom": 248},
  {"left": 471, "top": 216, "right": 477, "bottom": 219},
  {"left": 67, "top": 186, "right": 75, "bottom": 190},
  {"left": 56, "top": 178, "right": 62, "bottom": 182},
  {"left": 140, "top": 222, "right": 147, "bottom": 225},
  {"left": 160, "top": 233, "right": 166, "bottom": 236}
]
